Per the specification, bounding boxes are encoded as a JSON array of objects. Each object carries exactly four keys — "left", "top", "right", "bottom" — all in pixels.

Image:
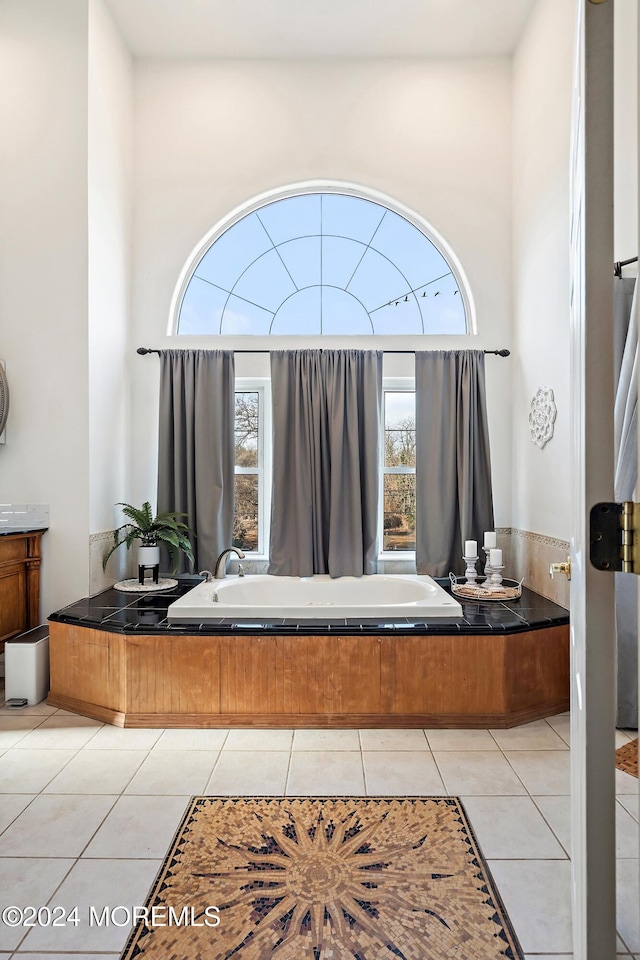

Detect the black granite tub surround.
[{"left": 49, "top": 577, "right": 569, "bottom": 636}]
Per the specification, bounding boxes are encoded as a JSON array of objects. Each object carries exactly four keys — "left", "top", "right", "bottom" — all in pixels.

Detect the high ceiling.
[{"left": 104, "top": 0, "right": 537, "bottom": 60}]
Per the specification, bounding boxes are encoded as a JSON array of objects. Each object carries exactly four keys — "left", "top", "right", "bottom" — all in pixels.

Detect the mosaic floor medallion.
[
  {"left": 616, "top": 737, "right": 639, "bottom": 779},
  {"left": 120, "top": 796, "right": 524, "bottom": 960}
]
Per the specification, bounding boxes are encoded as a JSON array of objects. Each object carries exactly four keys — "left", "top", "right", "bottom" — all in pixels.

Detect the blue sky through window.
[{"left": 178, "top": 193, "right": 467, "bottom": 335}]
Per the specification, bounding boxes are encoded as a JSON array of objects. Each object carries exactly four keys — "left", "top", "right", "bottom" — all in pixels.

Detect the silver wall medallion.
[{"left": 529, "top": 386, "right": 557, "bottom": 449}]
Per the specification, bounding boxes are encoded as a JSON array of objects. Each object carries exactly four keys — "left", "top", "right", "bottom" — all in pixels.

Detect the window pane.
[
  {"left": 419, "top": 271, "right": 466, "bottom": 335},
  {"left": 321, "top": 236, "right": 366, "bottom": 289},
  {"left": 232, "top": 249, "right": 296, "bottom": 313},
  {"left": 321, "top": 287, "right": 372, "bottom": 335},
  {"left": 347, "top": 248, "right": 412, "bottom": 315},
  {"left": 258, "top": 194, "right": 321, "bottom": 245},
  {"left": 221, "top": 295, "right": 273, "bottom": 335},
  {"left": 178, "top": 277, "right": 227, "bottom": 335},
  {"left": 385, "top": 392, "right": 416, "bottom": 467},
  {"left": 235, "top": 392, "right": 259, "bottom": 467},
  {"left": 234, "top": 475, "right": 259, "bottom": 552},
  {"left": 383, "top": 475, "right": 416, "bottom": 551},
  {"left": 270, "top": 286, "right": 321, "bottom": 335},
  {"left": 322, "top": 194, "right": 385, "bottom": 243},
  {"left": 196, "top": 213, "right": 271, "bottom": 290},
  {"left": 278, "top": 237, "right": 321, "bottom": 288},
  {"left": 370, "top": 210, "right": 452, "bottom": 289},
  {"left": 177, "top": 192, "right": 468, "bottom": 335}
]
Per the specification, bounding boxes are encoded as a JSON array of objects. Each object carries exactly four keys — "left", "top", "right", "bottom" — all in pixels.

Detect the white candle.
[
  {"left": 490, "top": 548, "right": 502, "bottom": 567},
  {"left": 464, "top": 540, "right": 477, "bottom": 557},
  {"left": 484, "top": 531, "right": 497, "bottom": 549}
]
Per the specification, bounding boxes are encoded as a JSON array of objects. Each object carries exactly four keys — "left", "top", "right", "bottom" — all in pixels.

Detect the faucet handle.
[
  {"left": 199, "top": 570, "right": 214, "bottom": 582},
  {"left": 237, "top": 564, "right": 245, "bottom": 577}
]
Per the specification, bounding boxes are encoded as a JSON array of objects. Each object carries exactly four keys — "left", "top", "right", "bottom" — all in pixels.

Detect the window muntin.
[
  {"left": 176, "top": 192, "right": 468, "bottom": 336},
  {"left": 382, "top": 389, "right": 416, "bottom": 553}
]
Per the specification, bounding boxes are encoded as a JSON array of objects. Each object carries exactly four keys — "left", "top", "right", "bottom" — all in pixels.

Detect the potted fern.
[{"left": 102, "top": 501, "right": 195, "bottom": 575}]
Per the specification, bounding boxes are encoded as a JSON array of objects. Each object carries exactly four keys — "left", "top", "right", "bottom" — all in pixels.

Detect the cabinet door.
[{"left": 0, "top": 565, "right": 27, "bottom": 643}]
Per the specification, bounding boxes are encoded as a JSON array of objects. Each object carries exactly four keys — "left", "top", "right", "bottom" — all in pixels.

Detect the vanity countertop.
[
  {"left": 49, "top": 576, "right": 569, "bottom": 637},
  {"left": 0, "top": 527, "right": 48, "bottom": 536}
]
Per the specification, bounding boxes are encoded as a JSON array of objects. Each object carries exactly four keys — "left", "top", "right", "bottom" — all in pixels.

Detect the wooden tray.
[{"left": 449, "top": 574, "right": 523, "bottom": 602}]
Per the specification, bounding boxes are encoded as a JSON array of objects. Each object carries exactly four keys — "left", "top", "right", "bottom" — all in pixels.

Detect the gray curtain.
[
  {"left": 614, "top": 277, "right": 638, "bottom": 729},
  {"left": 415, "top": 350, "right": 494, "bottom": 577},
  {"left": 157, "top": 349, "right": 235, "bottom": 573},
  {"left": 268, "top": 349, "right": 382, "bottom": 577}
]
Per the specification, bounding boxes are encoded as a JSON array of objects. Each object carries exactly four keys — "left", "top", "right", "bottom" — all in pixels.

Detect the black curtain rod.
[
  {"left": 614, "top": 256, "right": 638, "bottom": 277},
  {"left": 137, "top": 347, "right": 510, "bottom": 357}
]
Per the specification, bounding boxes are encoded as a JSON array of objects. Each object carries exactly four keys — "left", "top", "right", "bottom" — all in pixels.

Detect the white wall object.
[
  {"left": 511, "top": 0, "right": 575, "bottom": 539},
  {"left": 0, "top": 0, "right": 91, "bottom": 615},
  {"left": 88, "top": 0, "right": 134, "bottom": 546},
  {"left": 529, "top": 386, "right": 557, "bottom": 449},
  {"left": 131, "top": 58, "right": 513, "bottom": 526},
  {"left": 0, "top": 360, "right": 8, "bottom": 443}
]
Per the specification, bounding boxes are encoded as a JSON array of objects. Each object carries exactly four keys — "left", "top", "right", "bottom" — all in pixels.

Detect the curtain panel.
[
  {"left": 614, "top": 277, "right": 638, "bottom": 729},
  {"left": 268, "top": 349, "right": 382, "bottom": 577},
  {"left": 415, "top": 350, "right": 494, "bottom": 577},
  {"left": 157, "top": 349, "right": 235, "bottom": 573}
]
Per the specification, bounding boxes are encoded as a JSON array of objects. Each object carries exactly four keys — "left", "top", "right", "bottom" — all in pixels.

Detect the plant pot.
[{"left": 137, "top": 544, "right": 160, "bottom": 568}]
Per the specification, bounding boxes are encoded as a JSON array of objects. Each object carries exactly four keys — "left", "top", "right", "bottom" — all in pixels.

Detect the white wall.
[
  {"left": 88, "top": 0, "right": 134, "bottom": 590},
  {"left": 0, "top": 0, "right": 91, "bottom": 614},
  {"left": 131, "top": 58, "right": 513, "bottom": 525},
  {"left": 511, "top": 0, "right": 576, "bottom": 541}
]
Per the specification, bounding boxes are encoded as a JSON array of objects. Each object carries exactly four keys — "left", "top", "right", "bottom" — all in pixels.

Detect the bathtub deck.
[{"left": 47, "top": 580, "right": 570, "bottom": 729}]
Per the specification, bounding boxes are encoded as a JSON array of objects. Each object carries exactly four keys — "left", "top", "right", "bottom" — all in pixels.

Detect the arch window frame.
[{"left": 169, "top": 181, "right": 476, "bottom": 339}]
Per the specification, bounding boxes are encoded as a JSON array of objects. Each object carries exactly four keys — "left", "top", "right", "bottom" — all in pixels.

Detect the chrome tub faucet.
[{"left": 214, "top": 547, "right": 245, "bottom": 579}]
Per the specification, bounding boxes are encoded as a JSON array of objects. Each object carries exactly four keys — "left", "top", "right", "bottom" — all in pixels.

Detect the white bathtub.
[{"left": 167, "top": 573, "right": 462, "bottom": 620}]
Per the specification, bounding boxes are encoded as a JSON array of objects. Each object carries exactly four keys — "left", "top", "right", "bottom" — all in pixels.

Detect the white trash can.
[{"left": 4, "top": 625, "right": 49, "bottom": 705}]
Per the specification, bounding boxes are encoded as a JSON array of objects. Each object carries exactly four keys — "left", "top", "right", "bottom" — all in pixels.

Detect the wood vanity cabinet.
[{"left": 0, "top": 530, "right": 45, "bottom": 648}]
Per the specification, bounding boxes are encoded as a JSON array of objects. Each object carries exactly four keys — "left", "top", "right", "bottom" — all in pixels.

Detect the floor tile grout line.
[
  {"left": 12, "top": 717, "right": 106, "bottom": 753},
  {"left": 616, "top": 796, "right": 640, "bottom": 825},
  {"left": 359, "top": 745, "right": 368, "bottom": 796},
  {"left": 45, "top": 745, "right": 151, "bottom": 798},
  {"left": 125, "top": 749, "right": 221, "bottom": 797},
  {"left": 204, "top": 743, "right": 230, "bottom": 791},
  {"left": 498, "top": 742, "right": 570, "bottom": 800},
  {"left": 0, "top": 744, "right": 86, "bottom": 796},
  {"left": 429, "top": 749, "right": 452, "bottom": 796},
  {"left": 14, "top": 852, "right": 82, "bottom": 954},
  {"left": 525, "top": 795, "right": 572, "bottom": 860},
  {"left": 618, "top": 930, "right": 633, "bottom": 955},
  {"left": 151, "top": 727, "right": 230, "bottom": 752},
  {"left": 282, "top": 745, "right": 294, "bottom": 796},
  {"left": 0, "top": 712, "right": 51, "bottom": 748},
  {"left": 69, "top": 794, "right": 122, "bottom": 860},
  {"left": 0, "top": 794, "right": 44, "bottom": 840}
]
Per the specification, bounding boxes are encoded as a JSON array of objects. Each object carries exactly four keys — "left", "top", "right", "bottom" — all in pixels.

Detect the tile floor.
[{"left": 0, "top": 695, "right": 637, "bottom": 959}]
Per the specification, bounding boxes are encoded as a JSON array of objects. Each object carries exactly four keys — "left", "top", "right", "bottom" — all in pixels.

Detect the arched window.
[{"left": 173, "top": 186, "right": 471, "bottom": 336}]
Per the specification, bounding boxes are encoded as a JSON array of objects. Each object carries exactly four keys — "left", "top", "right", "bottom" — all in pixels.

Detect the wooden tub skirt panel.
[{"left": 47, "top": 622, "right": 570, "bottom": 728}]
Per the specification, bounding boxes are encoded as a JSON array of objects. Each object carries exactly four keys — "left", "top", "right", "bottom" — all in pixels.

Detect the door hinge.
[{"left": 590, "top": 501, "right": 640, "bottom": 573}]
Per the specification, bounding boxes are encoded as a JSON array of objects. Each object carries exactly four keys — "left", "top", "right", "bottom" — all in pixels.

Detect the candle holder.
[
  {"left": 488, "top": 564, "right": 505, "bottom": 592},
  {"left": 482, "top": 547, "right": 494, "bottom": 581},
  {"left": 463, "top": 553, "right": 478, "bottom": 584}
]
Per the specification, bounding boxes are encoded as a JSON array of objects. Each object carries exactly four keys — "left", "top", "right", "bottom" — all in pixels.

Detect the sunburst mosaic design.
[
  {"left": 616, "top": 738, "right": 639, "bottom": 779},
  {"left": 121, "top": 796, "right": 523, "bottom": 960}
]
